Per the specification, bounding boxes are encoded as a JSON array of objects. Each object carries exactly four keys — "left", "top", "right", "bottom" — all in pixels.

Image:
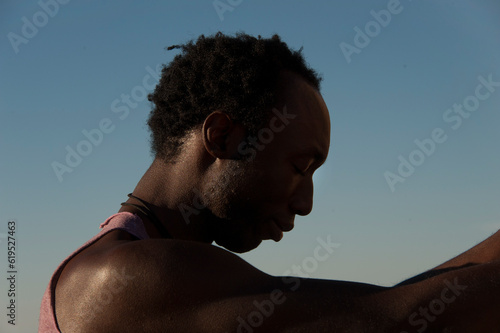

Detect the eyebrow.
[{"left": 295, "top": 147, "right": 328, "bottom": 166}]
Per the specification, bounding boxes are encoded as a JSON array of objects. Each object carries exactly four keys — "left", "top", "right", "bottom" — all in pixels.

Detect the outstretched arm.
[
  {"left": 68, "top": 238, "right": 500, "bottom": 332},
  {"left": 432, "top": 229, "right": 500, "bottom": 268},
  {"left": 397, "top": 229, "right": 500, "bottom": 286}
]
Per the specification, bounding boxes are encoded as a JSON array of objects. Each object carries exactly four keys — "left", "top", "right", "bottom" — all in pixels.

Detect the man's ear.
[{"left": 202, "top": 111, "right": 245, "bottom": 159}]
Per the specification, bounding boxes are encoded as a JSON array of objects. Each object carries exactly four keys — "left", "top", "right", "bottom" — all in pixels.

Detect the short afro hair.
[{"left": 147, "top": 32, "right": 322, "bottom": 161}]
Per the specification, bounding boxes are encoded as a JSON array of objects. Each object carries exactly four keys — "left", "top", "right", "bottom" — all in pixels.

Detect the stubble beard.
[
  {"left": 202, "top": 158, "right": 251, "bottom": 219},
  {"left": 201, "top": 158, "right": 262, "bottom": 253}
]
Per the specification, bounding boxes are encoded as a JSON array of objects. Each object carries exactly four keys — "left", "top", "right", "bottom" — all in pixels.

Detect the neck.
[{"left": 119, "top": 158, "right": 215, "bottom": 244}]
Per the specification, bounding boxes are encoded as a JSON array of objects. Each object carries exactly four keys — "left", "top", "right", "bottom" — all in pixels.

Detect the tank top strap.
[{"left": 99, "top": 212, "right": 150, "bottom": 240}]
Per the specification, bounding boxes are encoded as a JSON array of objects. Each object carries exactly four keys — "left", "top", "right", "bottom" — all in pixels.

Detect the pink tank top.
[{"left": 38, "top": 212, "right": 149, "bottom": 333}]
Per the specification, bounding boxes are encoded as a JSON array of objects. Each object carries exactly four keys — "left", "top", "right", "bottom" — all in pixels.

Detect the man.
[{"left": 40, "top": 32, "right": 500, "bottom": 332}]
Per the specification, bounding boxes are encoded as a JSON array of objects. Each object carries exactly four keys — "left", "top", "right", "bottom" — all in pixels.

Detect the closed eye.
[{"left": 294, "top": 165, "right": 307, "bottom": 176}]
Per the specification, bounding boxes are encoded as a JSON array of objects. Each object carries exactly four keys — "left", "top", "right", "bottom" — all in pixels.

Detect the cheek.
[{"left": 249, "top": 162, "right": 297, "bottom": 205}]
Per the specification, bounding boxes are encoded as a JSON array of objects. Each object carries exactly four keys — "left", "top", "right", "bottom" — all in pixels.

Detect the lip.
[
  {"left": 266, "top": 220, "right": 294, "bottom": 242},
  {"left": 269, "top": 221, "right": 283, "bottom": 242},
  {"left": 275, "top": 220, "right": 294, "bottom": 232}
]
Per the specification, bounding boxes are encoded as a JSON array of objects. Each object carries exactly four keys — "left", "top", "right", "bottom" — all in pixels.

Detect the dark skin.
[{"left": 55, "top": 71, "right": 500, "bottom": 332}]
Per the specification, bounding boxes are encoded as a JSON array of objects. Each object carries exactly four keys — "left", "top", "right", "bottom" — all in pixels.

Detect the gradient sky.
[{"left": 1, "top": 0, "right": 500, "bottom": 331}]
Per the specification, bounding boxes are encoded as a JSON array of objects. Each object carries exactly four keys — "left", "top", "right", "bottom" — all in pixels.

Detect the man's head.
[
  {"left": 146, "top": 32, "right": 330, "bottom": 253},
  {"left": 147, "top": 32, "right": 322, "bottom": 161}
]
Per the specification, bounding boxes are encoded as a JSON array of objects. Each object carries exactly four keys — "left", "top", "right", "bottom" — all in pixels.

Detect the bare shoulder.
[
  {"left": 108, "top": 237, "right": 275, "bottom": 296},
  {"left": 106, "top": 238, "right": 279, "bottom": 316},
  {"left": 56, "top": 235, "right": 276, "bottom": 332}
]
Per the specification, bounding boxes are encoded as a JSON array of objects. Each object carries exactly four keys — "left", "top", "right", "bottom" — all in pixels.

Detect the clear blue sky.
[{"left": 1, "top": 0, "right": 499, "bottom": 331}]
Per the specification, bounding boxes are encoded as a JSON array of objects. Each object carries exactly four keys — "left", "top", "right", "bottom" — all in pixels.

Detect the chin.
[
  {"left": 210, "top": 216, "right": 263, "bottom": 253},
  {"left": 215, "top": 237, "right": 262, "bottom": 254}
]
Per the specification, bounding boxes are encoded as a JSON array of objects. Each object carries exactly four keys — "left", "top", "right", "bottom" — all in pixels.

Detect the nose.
[{"left": 289, "top": 177, "right": 314, "bottom": 216}]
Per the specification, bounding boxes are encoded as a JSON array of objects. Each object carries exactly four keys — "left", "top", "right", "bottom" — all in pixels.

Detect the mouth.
[{"left": 268, "top": 220, "right": 294, "bottom": 242}]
